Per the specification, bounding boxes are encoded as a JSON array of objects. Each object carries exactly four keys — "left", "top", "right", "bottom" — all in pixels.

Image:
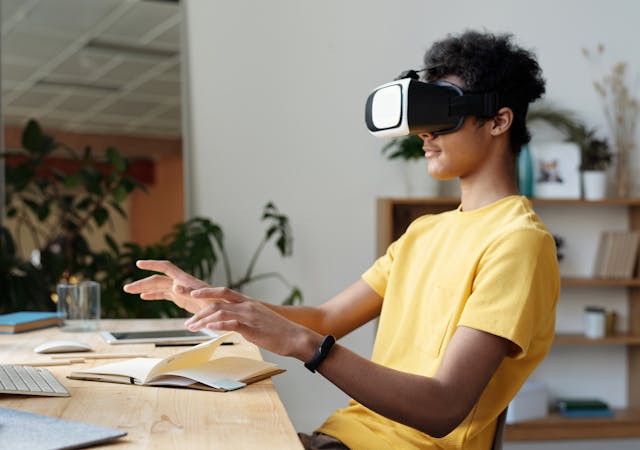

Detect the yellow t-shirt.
[{"left": 318, "top": 195, "right": 560, "bottom": 450}]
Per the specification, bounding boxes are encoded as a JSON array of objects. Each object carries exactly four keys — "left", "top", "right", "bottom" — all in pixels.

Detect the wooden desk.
[{"left": 0, "top": 319, "right": 302, "bottom": 449}]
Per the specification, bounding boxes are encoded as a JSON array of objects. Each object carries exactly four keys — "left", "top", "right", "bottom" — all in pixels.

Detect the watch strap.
[{"left": 304, "top": 335, "right": 336, "bottom": 373}]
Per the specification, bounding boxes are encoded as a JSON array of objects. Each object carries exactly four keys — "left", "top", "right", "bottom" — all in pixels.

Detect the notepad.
[
  {"left": 0, "top": 407, "right": 127, "bottom": 450},
  {"left": 69, "top": 331, "right": 284, "bottom": 391}
]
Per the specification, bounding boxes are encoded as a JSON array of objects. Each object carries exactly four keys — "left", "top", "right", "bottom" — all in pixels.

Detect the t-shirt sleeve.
[
  {"left": 361, "top": 233, "right": 405, "bottom": 297},
  {"left": 458, "top": 228, "right": 560, "bottom": 358}
]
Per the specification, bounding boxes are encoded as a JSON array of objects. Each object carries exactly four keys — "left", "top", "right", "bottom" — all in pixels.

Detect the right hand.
[{"left": 123, "top": 260, "right": 222, "bottom": 314}]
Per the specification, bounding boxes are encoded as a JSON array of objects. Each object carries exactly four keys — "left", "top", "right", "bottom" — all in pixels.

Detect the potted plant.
[
  {"left": 528, "top": 105, "right": 613, "bottom": 200},
  {"left": 381, "top": 134, "right": 439, "bottom": 197},
  {"left": 1, "top": 120, "right": 302, "bottom": 317},
  {"left": 583, "top": 45, "right": 639, "bottom": 198}
]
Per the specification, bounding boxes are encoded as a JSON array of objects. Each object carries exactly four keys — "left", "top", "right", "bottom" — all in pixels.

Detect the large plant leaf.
[{"left": 21, "top": 119, "right": 55, "bottom": 156}]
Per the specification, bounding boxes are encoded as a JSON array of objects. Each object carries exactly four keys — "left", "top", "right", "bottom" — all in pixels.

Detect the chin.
[{"left": 427, "top": 169, "right": 456, "bottom": 181}]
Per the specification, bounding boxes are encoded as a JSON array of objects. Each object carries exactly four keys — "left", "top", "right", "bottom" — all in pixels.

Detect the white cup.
[
  {"left": 584, "top": 306, "right": 606, "bottom": 339},
  {"left": 57, "top": 281, "right": 100, "bottom": 332}
]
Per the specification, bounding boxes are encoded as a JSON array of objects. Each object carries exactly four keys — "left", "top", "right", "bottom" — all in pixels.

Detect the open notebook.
[{"left": 68, "top": 331, "right": 284, "bottom": 391}]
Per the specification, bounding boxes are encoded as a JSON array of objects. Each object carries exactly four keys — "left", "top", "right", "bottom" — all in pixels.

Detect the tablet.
[{"left": 100, "top": 329, "right": 218, "bottom": 345}]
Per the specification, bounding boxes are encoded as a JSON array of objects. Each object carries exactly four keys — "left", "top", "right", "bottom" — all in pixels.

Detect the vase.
[
  {"left": 517, "top": 144, "right": 534, "bottom": 197},
  {"left": 582, "top": 170, "right": 607, "bottom": 200},
  {"left": 615, "top": 144, "right": 632, "bottom": 198},
  {"left": 404, "top": 159, "right": 439, "bottom": 197}
]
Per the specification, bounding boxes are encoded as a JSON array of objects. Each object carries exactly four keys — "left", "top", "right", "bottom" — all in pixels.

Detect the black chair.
[{"left": 491, "top": 408, "right": 508, "bottom": 450}]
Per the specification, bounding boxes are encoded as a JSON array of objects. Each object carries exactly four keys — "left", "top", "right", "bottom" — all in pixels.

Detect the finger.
[
  {"left": 187, "top": 307, "right": 242, "bottom": 332},
  {"left": 185, "top": 302, "right": 237, "bottom": 327},
  {"left": 140, "top": 291, "right": 173, "bottom": 301},
  {"left": 136, "top": 260, "right": 186, "bottom": 279},
  {"left": 123, "top": 275, "right": 172, "bottom": 293},
  {"left": 191, "top": 287, "right": 246, "bottom": 303}
]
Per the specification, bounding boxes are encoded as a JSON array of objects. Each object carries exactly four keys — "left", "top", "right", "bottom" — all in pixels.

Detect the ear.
[{"left": 490, "top": 107, "right": 514, "bottom": 136}]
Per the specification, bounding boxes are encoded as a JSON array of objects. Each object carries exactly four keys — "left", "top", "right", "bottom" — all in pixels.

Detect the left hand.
[{"left": 185, "top": 287, "right": 319, "bottom": 360}]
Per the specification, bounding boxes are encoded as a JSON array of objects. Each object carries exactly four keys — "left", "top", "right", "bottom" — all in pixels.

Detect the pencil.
[{"left": 50, "top": 353, "right": 148, "bottom": 360}]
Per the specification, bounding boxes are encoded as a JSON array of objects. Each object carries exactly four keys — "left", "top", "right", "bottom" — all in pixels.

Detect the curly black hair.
[{"left": 423, "top": 30, "right": 546, "bottom": 156}]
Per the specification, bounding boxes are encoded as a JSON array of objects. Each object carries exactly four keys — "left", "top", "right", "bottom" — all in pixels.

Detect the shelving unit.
[{"left": 376, "top": 197, "right": 640, "bottom": 442}]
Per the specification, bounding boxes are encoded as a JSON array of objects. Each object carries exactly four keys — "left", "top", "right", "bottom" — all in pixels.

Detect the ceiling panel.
[
  {"left": 50, "top": 52, "right": 114, "bottom": 80},
  {"left": 56, "top": 93, "right": 107, "bottom": 113},
  {"left": 101, "top": 1, "right": 179, "bottom": 43},
  {"left": 1, "top": 0, "right": 182, "bottom": 139},
  {"left": 3, "top": 26, "right": 77, "bottom": 64},
  {"left": 22, "top": 0, "right": 124, "bottom": 34}
]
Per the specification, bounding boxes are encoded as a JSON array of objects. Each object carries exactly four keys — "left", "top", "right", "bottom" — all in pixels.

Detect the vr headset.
[{"left": 364, "top": 70, "right": 504, "bottom": 138}]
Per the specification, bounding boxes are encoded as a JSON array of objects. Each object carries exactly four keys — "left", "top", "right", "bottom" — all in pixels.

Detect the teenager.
[{"left": 124, "top": 30, "right": 559, "bottom": 450}]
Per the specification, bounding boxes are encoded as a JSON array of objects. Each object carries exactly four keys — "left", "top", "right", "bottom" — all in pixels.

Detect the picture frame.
[{"left": 530, "top": 141, "right": 581, "bottom": 199}]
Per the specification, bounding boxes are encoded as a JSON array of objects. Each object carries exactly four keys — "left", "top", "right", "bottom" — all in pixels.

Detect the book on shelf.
[
  {"left": 68, "top": 331, "right": 285, "bottom": 392},
  {"left": 593, "top": 231, "right": 640, "bottom": 279},
  {"left": 0, "top": 311, "right": 61, "bottom": 334},
  {"left": 556, "top": 398, "right": 614, "bottom": 418}
]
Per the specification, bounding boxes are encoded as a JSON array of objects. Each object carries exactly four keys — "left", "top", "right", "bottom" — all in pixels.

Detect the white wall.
[{"left": 183, "top": 1, "right": 640, "bottom": 448}]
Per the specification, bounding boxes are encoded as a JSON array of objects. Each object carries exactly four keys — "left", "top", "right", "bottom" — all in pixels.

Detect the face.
[{"left": 419, "top": 75, "right": 495, "bottom": 181}]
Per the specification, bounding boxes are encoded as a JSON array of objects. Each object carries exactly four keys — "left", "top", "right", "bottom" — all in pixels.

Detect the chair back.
[{"left": 491, "top": 408, "right": 508, "bottom": 450}]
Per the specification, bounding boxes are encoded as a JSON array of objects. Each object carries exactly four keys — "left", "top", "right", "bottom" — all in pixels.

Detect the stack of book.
[
  {"left": 556, "top": 398, "right": 614, "bottom": 418},
  {"left": 0, "top": 311, "right": 60, "bottom": 334},
  {"left": 593, "top": 231, "right": 640, "bottom": 278}
]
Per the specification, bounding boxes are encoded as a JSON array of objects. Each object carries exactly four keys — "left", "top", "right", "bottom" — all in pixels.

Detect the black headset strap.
[
  {"left": 449, "top": 93, "right": 501, "bottom": 117},
  {"left": 450, "top": 92, "right": 529, "bottom": 119}
]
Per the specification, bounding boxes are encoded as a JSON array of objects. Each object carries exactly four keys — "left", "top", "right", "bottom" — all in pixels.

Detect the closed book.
[
  {"left": 557, "top": 398, "right": 613, "bottom": 418},
  {"left": 559, "top": 408, "right": 614, "bottom": 418},
  {"left": 69, "top": 331, "right": 285, "bottom": 392},
  {"left": 557, "top": 398, "right": 609, "bottom": 411},
  {"left": 0, "top": 311, "right": 61, "bottom": 334}
]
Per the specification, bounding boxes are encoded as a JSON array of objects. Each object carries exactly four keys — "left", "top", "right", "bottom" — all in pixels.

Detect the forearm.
[
  {"left": 263, "top": 279, "right": 383, "bottom": 339},
  {"left": 262, "top": 303, "right": 333, "bottom": 335},
  {"left": 290, "top": 326, "right": 509, "bottom": 438},
  {"left": 292, "top": 336, "right": 459, "bottom": 437}
]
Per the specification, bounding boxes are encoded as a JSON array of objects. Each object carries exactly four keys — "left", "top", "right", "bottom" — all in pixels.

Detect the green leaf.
[
  {"left": 76, "top": 197, "right": 93, "bottom": 211},
  {"left": 37, "top": 202, "right": 50, "bottom": 221},
  {"left": 104, "top": 233, "right": 120, "bottom": 255},
  {"left": 106, "top": 147, "right": 127, "bottom": 173},
  {"left": 21, "top": 120, "right": 45, "bottom": 154},
  {"left": 109, "top": 200, "right": 128, "bottom": 218},
  {"left": 281, "top": 287, "right": 303, "bottom": 306},
  {"left": 81, "top": 166, "right": 103, "bottom": 195},
  {"left": 64, "top": 173, "right": 82, "bottom": 188},
  {"left": 23, "top": 198, "right": 40, "bottom": 216},
  {"left": 381, "top": 135, "right": 424, "bottom": 160},
  {"left": 112, "top": 184, "right": 128, "bottom": 203},
  {"left": 93, "top": 207, "right": 109, "bottom": 227}
]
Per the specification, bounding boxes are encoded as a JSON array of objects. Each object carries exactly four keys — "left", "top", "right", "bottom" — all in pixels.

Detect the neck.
[{"left": 459, "top": 150, "right": 519, "bottom": 211}]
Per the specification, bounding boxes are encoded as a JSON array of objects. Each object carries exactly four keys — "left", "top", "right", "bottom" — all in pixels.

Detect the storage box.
[{"left": 506, "top": 380, "right": 548, "bottom": 424}]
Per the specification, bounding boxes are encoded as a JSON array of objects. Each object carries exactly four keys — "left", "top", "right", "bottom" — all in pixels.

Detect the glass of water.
[{"left": 57, "top": 281, "right": 101, "bottom": 332}]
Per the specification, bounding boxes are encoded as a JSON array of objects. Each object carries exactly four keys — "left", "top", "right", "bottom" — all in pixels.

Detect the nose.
[{"left": 419, "top": 132, "right": 436, "bottom": 141}]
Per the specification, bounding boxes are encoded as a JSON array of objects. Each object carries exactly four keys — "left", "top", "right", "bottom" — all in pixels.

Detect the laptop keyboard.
[{"left": 0, "top": 365, "right": 70, "bottom": 397}]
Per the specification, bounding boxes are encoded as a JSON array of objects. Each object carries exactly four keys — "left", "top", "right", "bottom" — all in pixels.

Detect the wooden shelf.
[
  {"left": 562, "top": 277, "right": 640, "bottom": 287},
  {"left": 379, "top": 197, "right": 640, "bottom": 206},
  {"left": 505, "top": 409, "right": 640, "bottom": 441},
  {"left": 555, "top": 333, "right": 640, "bottom": 346}
]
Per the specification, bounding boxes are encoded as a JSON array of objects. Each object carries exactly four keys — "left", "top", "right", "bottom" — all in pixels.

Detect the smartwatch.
[{"left": 304, "top": 335, "right": 336, "bottom": 373}]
